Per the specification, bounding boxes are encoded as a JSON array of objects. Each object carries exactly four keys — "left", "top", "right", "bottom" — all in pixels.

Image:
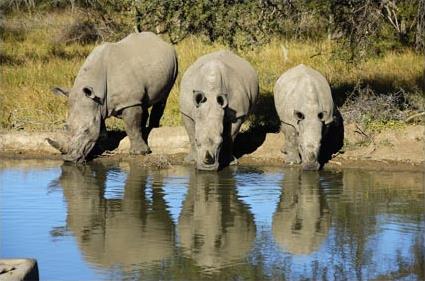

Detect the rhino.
[
  {"left": 274, "top": 64, "right": 341, "bottom": 170},
  {"left": 47, "top": 32, "right": 178, "bottom": 163},
  {"left": 179, "top": 50, "right": 259, "bottom": 171}
]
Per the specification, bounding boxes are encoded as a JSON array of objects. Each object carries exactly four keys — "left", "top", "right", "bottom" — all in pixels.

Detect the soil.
[{"left": 0, "top": 124, "right": 424, "bottom": 171}]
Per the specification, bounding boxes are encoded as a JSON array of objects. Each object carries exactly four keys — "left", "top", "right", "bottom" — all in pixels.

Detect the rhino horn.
[{"left": 46, "top": 137, "right": 68, "bottom": 154}]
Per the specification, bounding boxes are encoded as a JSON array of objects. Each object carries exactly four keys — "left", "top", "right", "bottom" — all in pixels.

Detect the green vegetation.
[{"left": 0, "top": 2, "right": 424, "bottom": 132}]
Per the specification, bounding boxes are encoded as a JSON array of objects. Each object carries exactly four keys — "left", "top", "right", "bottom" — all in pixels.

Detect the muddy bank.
[{"left": 0, "top": 125, "right": 424, "bottom": 170}]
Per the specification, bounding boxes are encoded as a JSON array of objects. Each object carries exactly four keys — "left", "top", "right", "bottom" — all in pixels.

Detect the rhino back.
[
  {"left": 106, "top": 32, "right": 177, "bottom": 113},
  {"left": 274, "top": 64, "right": 333, "bottom": 124},
  {"left": 180, "top": 50, "right": 258, "bottom": 119}
]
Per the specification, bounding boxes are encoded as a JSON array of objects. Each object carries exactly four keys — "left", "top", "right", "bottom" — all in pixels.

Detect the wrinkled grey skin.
[
  {"left": 180, "top": 50, "right": 258, "bottom": 171},
  {"left": 47, "top": 32, "right": 178, "bottom": 163},
  {"left": 274, "top": 64, "right": 334, "bottom": 170}
]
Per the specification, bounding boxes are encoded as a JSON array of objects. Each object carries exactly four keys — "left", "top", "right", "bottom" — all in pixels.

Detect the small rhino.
[
  {"left": 47, "top": 32, "right": 178, "bottom": 163},
  {"left": 180, "top": 50, "right": 259, "bottom": 171},
  {"left": 274, "top": 64, "right": 342, "bottom": 170}
]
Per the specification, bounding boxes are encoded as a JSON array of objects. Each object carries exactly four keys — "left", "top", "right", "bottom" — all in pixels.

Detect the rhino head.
[
  {"left": 192, "top": 89, "right": 228, "bottom": 171},
  {"left": 293, "top": 103, "right": 333, "bottom": 170},
  {"left": 47, "top": 85, "right": 104, "bottom": 163}
]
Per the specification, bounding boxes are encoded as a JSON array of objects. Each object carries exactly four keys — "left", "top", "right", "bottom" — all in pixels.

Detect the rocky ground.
[{"left": 0, "top": 124, "right": 424, "bottom": 171}]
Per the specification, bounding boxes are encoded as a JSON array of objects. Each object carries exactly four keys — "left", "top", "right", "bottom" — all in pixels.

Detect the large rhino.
[
  {"left": 274, "top": 64, "right": 342, "bottom": 170},
  {"left": 47, "top": 32, "right": 178, "bottom": 163},
  {"left": 180, "top": 50, "right": 258, "bottom": 170}
]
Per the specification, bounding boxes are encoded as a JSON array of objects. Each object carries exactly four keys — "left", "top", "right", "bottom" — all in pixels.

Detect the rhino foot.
[{"left": 129, "top": 144, "right": 151, "bottom": 155}]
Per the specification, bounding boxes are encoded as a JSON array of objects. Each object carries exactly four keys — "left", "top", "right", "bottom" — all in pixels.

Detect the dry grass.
[{"left": 1, "top": 11, "right": 424, "bottom": 131}]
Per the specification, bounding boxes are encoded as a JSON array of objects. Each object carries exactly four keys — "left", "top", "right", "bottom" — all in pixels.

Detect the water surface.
[{"left": 1, "top": 160, "right": 424, "bottom": 280}]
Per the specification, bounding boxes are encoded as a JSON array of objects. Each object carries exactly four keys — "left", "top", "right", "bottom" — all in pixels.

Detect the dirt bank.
[{"left": 0, "top": 124, "right": 424, "bottom": 170}]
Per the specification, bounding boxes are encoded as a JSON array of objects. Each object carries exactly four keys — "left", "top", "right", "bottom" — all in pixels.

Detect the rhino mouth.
[
  {"left": 302, "top": 161, "right": 320, "bottom": 171},
  {"left": 196, "top": 148, "right": 220, "bottom": 171},
  {"left": 47, "top": 133, "right": 97, "bottom": 164},
  {"left": 197, "top": 162, "right": 219, "bottom": 171}
]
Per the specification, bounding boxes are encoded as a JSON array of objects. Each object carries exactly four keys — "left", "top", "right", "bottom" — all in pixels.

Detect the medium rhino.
[
  {"left": 274, "top": 64, "right": 342, "bottom": 170},
  {"left": 47, "top": 32, "right": 178, "bottom": 163},
  {"left": 180, "top": 50, "right": 258, "bottom": 170}
]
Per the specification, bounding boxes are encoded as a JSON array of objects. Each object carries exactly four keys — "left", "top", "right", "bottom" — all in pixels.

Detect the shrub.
[
  {"left": 59, "top": 19, "right": 100, "bottom": 45},
  {"left": 340, "top": 84, "right": 418, "bottom": 127}
]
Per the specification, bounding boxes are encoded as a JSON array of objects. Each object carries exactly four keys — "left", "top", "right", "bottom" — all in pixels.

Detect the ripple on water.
[{"left": 1, "top": 162, "right": 424, "bottom": 281}]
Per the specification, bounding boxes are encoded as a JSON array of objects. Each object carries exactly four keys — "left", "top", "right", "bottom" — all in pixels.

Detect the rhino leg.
[
  {"left": 182, "top": 114, "right": 196, "bottom": 163},
  {"left": 122, "top": 106, "right": 151, "bottom": 155},
  {"left": 282, "top": 124, "right": 301, "bottom": 165}
]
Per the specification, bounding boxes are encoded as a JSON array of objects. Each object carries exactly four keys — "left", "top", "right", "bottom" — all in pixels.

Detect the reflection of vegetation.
[
  {"left": 328, "top": 170, "right": 425, "bottom": 280},
  {"left": 371, "top": 236, "right": 424, "bottom": 281},
  {"left": 47, "top": 164, "right": 425, "bottom": 280}
]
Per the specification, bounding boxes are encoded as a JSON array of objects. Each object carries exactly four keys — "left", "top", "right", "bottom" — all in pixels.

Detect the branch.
[{"left": 405, "top": 112, "right": 425, "bottom": 123}]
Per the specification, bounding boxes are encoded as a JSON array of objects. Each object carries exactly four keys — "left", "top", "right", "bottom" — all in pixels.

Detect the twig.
[
  {"left": 405, "top": 112, "right": 425, "bottom": 123},
  {"left": 354, "top": 123, "right": 370, "bottom": 139},
  {"left": 309, "top": 52, "right": 322, "bottom": 59}
]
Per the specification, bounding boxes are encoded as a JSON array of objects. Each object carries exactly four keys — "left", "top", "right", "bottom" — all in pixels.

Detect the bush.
[
  {"left": 340, "top": 84, "right": 417, "bottom": 127},
  {"left": 57, "top": 18, "right": 100, "bottom": 45}
]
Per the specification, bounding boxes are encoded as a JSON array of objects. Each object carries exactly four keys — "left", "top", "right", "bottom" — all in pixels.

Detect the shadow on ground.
[
  {"left": 87, "top": 130, "right": 127, "bottom": 160},
  {"left": 319, "top": 108, "right": 345, "bottom": 169},
  {"left": 233, "top": 93, "right": 280, "bottom": 159}
]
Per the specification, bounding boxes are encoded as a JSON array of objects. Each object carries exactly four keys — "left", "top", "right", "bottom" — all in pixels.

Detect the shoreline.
[{"left": 0, "top": 124, "right": 424, "bottom": 171}]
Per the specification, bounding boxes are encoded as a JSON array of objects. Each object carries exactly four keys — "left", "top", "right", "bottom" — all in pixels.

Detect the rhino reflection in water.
[
  {"left": 56, "top": 161, "right": 175, "bottom": 270},
  {"left": 272, "top": 170, "right": 330, "bottom": 255},
  {"left": 178, "top": 170, "right": 256, "bottom": 271}
]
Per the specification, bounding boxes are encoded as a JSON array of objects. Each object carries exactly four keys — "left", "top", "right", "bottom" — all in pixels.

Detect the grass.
[{"left": 1, "top": 11, "right": 424, "bottom": 132}]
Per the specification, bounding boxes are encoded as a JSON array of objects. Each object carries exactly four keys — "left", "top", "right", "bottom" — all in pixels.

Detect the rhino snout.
[
  {"left": 302, "top": 161, "right": 320, "bottom": 171},
  {"left": 62, "top": 153, "right": 85, "bottom": 164},
  {"left": 203, "top": 151, "right": 216, "bottom": 165},
  {"left": 305, "top": 150, "right": 317, "bottom": 162},
  {"left": 197, "top": 151, "right": 219, "bottom": 171}
]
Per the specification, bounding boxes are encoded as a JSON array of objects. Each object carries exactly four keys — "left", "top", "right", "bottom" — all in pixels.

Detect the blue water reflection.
[{"left": 1, "top": 160, "right": 424, "bottom": 281}]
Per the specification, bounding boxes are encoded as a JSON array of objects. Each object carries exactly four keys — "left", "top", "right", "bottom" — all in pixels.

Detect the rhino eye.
[
  {"left": 318, "top": 112, "right": 324, "bottom": 120},
  {"left": 294, "top": 111, "right": 305, "bottom": 121}
]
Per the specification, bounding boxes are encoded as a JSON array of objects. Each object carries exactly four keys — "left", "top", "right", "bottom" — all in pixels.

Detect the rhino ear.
[
  {"left": 52, "top": 87, "right": 70, "bottom": 97},
  {"left": 83, "top": 86, "right": 103, "bottom": 105},
  {"left": 193, "top": 90, "right": 206, "bottom": 108}
]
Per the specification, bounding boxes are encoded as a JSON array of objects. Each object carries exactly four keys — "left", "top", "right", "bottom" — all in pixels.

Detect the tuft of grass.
[{"left": 1, "top": 11, "right": 424, "bottom": 132}]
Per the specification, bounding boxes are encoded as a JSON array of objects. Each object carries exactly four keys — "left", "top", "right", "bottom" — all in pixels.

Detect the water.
[{"left": 1, "top": 160, "right": 424, "bottom": 281}]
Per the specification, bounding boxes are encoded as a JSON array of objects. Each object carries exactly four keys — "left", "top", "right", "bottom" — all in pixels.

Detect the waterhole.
[{"left": 1, "top": 160, "right": 424, "bottom": 280}]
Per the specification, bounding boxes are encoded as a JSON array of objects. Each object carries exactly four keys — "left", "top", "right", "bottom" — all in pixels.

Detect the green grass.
[{"left": 1, "top": 11, "right": 424, "bottom": 131}]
